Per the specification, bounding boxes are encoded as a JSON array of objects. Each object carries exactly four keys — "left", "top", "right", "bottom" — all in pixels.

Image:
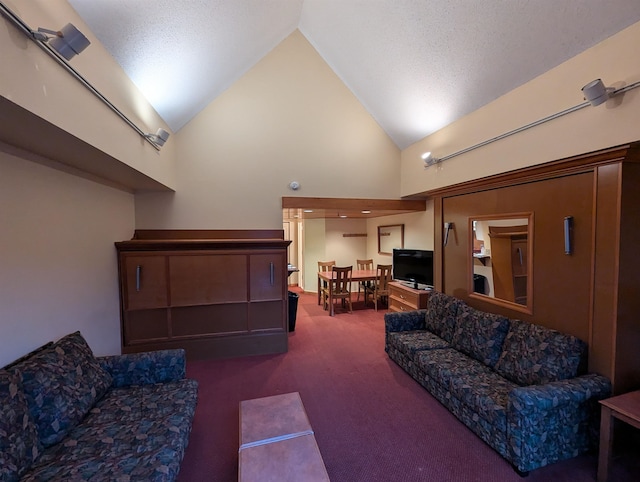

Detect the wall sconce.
[
  {"left": 145, "top": 128, "right": 170, "bottom": 147},
  {"left": 32, "top": 23, "right": 90, "bottom": 61},
  {"left": 581, "top": 79, "right": 614, "bottom": 107},
  {"left": 443, "top": 222, "right": 454, "bottom": 247},
  {"left": 422, "top": 151, "right": 440, "bottom": 168}
]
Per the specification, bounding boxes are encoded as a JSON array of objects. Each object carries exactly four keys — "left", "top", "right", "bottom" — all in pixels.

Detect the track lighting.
[
  {"left": 145, "top": 128, "right": 170, "bottom": 147},
  {"left": 581, "top": 79, "right": 614, "bottom": 107},
  {"left": 421, "top": 152, "right": 440, "bottom": 168},
  {"left": 32, "top": 23, "right": 90, "bottom": 61}
]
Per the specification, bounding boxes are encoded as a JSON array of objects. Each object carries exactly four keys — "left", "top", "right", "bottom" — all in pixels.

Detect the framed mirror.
[
  {"left": 469, "top": 213, "right": 533, "bottom": 313},
  {"left": 378, "top": 224, "right": 404, "bottom": 255}
]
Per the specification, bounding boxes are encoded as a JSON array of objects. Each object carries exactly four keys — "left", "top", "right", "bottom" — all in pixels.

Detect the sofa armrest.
[
  {"left": 384, "top": 310, "right": 426, "bottom": 333},
  {"left": 507, "top": 373, "right": 611, "bottom": 472},
  {"left": 98, "top": 349, "right": 187, "bottom": 388}
]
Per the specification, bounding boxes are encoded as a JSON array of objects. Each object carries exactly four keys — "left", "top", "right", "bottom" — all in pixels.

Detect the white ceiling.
[{"left": 68, "top": 0, "right": 640, "bottom": 149}]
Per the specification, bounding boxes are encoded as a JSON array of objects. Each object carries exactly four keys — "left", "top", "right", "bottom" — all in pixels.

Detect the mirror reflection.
[
  {"left": 378, "top": 224, "right": 404, "bottom": 255},
  {"left": 470, "top": 214, "right": 532, "bottom": 310}
]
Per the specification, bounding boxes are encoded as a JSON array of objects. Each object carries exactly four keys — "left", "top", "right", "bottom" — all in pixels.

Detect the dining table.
[{"left": 317, "top": 269, "right": 378, "bottom": 315}]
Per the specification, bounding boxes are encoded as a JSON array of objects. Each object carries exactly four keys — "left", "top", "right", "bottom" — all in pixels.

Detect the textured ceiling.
[{"left": 68, "top": 0, "right": 640, "bottom": 149}]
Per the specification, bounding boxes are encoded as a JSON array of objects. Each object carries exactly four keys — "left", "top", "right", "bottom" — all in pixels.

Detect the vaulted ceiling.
[{"left": 69, "top": 0, "right": 640, "bottom": 149}]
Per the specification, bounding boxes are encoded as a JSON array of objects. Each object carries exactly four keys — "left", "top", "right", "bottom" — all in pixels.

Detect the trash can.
[{"left": 288, "top": 291, "right": 299, "bottom": 332}]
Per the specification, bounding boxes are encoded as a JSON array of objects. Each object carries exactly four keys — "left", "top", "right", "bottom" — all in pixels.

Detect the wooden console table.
[
  {"left": 239, "top": 392, "right": 329, "bottom": 482},
  {"left": 388, "top": 281, "right": 430, "bottom": 312},
  {"left": 597, "top": 390, "right": 640, "bottom": 482}
]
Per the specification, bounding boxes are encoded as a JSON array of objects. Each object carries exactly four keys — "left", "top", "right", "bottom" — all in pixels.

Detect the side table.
[{"left": 597, "top": 390, "right": 640, "bottom": 482}]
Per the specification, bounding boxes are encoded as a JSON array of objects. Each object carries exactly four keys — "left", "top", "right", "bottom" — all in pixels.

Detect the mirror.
[
  {"left": 469, "top": 213, "right": 533, "bottom": 313},
  {"left": 378, "top": 224, "right": 404, "bottom": 255}
]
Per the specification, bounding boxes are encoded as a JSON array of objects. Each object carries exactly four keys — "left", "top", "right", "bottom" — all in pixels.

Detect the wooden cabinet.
[
  {"left": 389, "top": 282, "right": 430, "bottom": 313},
  {"left": 432, "top": 142, "right": 640, "bottom": 394},
  {"left": 116, "top": 232, "right": 291, "bottom": 360},
  {"left": 488, "top": 226, "right": 528, "bottom": 305}
]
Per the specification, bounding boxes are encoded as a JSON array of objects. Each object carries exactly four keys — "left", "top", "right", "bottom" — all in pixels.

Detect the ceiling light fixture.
[
  {"left": 581, "top": 79, "right": 614, "bottom": 107},
  {"left": 421, "top": 152, "right": 440, "bottom": 168},
  {"left": 32, "top": 23, "right": 90, "bottom": 61},
  {"left": 361, "top": 210, "right": 371, "bottom": 214},
  {"left": 144, "top": 128, "right": 170, "bottom": 147}
]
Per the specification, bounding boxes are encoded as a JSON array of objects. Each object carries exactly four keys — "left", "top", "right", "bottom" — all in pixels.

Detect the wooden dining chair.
[
  {"left": 365, "top": 264, "right": 392, "bottom": 311},
  {"left": 356, "top": 258, "right": 374, "bottom": 301},
  {"left": 318, "top": 260, "right": 336, "bottom": 310},
  {"left": 329, "top": 266, "right": 353, "bottom": 316}
]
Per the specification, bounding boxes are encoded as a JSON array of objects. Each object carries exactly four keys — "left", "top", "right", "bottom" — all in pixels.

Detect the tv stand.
[{"left": 389, "top": 282, "right": 430, "bottom": 313}]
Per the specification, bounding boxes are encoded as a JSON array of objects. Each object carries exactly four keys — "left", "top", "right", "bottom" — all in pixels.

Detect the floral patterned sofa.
[
  {"left": 0, "top": 331, "right": 198, "bottom": 481},
  {"left": 384, "top": 291, "right": 611, "bottom": 475}
]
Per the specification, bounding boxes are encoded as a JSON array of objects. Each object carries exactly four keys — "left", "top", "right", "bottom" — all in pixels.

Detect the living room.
[{"left": 2, "top": 2, "right": 640, "bottom": 481}]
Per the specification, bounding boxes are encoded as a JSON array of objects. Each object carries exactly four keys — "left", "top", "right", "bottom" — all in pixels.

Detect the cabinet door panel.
[
  {"left": 124, "top": 309, "right": 169, "bottom": 343},
  {"left": 123, "top": 256, "right": 168, "bottom": 310},
  {"left": 172, "top": 304, "right": 248, "bottom": 336},
  {"left": 170, "top": 254, "right": 247, "bottom": 306},
  {"left": 250, "top": 253, "right": 285, "bottom": 301},
  {"left": 249, "top": 301, "right": 285, "bottom": 331}
]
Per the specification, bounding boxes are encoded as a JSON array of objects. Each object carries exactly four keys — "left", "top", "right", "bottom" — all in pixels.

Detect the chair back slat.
[{"left": 332, "top": 266, "right": 352, "bottom": 294}]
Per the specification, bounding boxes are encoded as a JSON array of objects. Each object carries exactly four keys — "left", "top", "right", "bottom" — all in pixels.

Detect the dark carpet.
[{"left": 178, "top": 288, "right": 638, "bottom": 482}]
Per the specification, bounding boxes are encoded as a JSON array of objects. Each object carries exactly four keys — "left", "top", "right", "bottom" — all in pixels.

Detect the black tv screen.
[{"left": 392, "top": 249, "right": 434, "bottom": 288}]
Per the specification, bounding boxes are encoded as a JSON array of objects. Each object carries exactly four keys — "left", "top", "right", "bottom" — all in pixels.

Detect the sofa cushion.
[
  {"left": 416, "top": 348, "right": 492, "bottom": 388},
  {"left": 451, "top": 304, "right": 510, "bottom": 368},
  {"left": 424, "top": 291, "right": 462, "bottom": 342},
  {"left": 448, "top": 369, "right": 518, "bottom": 432},
  {"left": 12, "top": 332, "right": 113, "bottom": 447},
  {"left": 387, "top": 331, "right": 450, "bottom": 357},
  {"left": 494, "top": 319, "right": 586, "bottom": 386},
  {"left": 0, "top": 370, "right": 42, "bottom": 482},
  {"left": 23, "top": 379, "right": 198, "bottom": 481}
]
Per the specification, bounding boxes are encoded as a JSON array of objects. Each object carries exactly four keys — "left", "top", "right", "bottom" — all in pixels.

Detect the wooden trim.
[
  {"left": 116, "top": 238, "right": 291, "bottom": 252},
  {"left": 282, "top": 196, "right": 426, "bottom": 212},
  {"left": 132, "top": 229, "right": 285, "bottom": 240},
  {"left": 408, "top": 143, "right": 640, "bottom": 200}
]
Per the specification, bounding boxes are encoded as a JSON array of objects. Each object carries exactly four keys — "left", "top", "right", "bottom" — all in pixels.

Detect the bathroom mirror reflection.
[{"left": 470, "top": 213, "right": 533, "bottom": 313}]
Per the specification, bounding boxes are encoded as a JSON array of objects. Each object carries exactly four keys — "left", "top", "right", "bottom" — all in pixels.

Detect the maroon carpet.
[{"left": 178, "top": 289, "right": 636, "bottom": 482}]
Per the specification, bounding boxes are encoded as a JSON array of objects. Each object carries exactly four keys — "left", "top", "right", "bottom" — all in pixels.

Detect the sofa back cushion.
[
  {"left": 450, "top": 304, "right": 510, "bottom": 367},
  {"left": 0, "top": 370, "right": 41, "bottom": 481},
  {"left": 424, "top": 291, "right": 462, "bottom": 342},
  {"left": 494, "top": 319, "right": 586, "bottom": 386},
  {"left": 11, "top": 332, "right": 113, "bottom": 447}
]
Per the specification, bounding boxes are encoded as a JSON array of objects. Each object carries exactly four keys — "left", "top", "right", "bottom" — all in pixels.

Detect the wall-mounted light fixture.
[
  {"left": 581, "top": 79, "right": 614, "bottom": 107},
  {"left": 420, "top": 78, "right": 640, "bottom": 169},
  {"left": 32, "top": 23, "right": 90, "bottom": 61},
  {"left": 421, "top": 151, "right": 440, "bottom": 168},
  {"left": 144, "top": 128, "right": 170, "bottom": 147}
]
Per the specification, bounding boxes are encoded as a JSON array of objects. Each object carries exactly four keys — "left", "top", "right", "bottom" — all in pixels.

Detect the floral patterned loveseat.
[
  {"left": 384, "top": 291, "right": 611, "bottom": 475},
  {"left": 0, "top": 331, "right": 198, "bottom": 481}
]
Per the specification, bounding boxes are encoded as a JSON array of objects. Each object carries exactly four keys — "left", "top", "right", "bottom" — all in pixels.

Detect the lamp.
[
  {"left": 421, "top": 151, "right": 440, "bottom": 167},
  {"left": 145, "top": 128, "right": 170, "bottom": 147},
  {"left": 32, "top": 23, "right": 90, "bottom": 61},
  {"left": 582, "top": 79, "right": 614, "bottom": 107}
]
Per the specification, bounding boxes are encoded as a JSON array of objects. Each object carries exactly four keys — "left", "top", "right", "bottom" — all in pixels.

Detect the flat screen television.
[{"left": 392, "top": 248, "right": 434, "bottom": 288}]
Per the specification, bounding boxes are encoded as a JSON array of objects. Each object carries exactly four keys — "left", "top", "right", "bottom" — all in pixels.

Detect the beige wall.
[
  {"left": 401, "top": 21, "right": 640, "bottom": 195},
  {"left": 134, "top": 30, "right": 401, "bottom": 229},
  {"left": 0, "top": 0, "right": 176, "bottom": 188},
  {"left": 0, "top": 145, "right": 134, "bottom": 366},
  {"left": 366, "top": 208, "right": 434, "bottom": 268}
]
